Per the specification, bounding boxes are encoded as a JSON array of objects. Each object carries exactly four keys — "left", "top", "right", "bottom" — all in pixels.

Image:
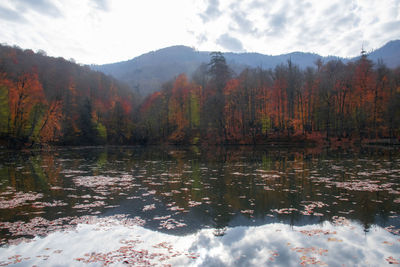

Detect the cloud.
[
  {"left": 217, "top": 33, "right": 244, "bottom": 52},
  {"left": 197, "top": 33, "right": 208, "bottom": 44},
  {"left": 248, "top": 0, "right": 266, "bottom": 9},
  {"left": 199, "top": 0, "right": 221, "bottom": 23},
  {"left": 266, "top": 12, "right": 287, "bottom": 36},
  {"left": 382, "top": 21, "right": 400, "bottom": 32},
  {"left": 0, "top": 5, "right": 26, "bottom": 22},
  {"left": 335, "top": 14, "right": 360, "bottom": 29},
  {"left": 269, "top": 13, "right": 286, "bottom": 29},
  {"left": 195, "top": 0, "right": 397, "bottom": 57},
  {"left": 14, "top": 0, "right": 62, "bottom": 17},
  {"left": 1, "top": 0, "right": 399, "bottom": 64},
  {"left": 91, "top": 0, "right": 110, "bottom": 12},
  {"left": 231, "top": 11, "right": 257, "bottom": 34}
]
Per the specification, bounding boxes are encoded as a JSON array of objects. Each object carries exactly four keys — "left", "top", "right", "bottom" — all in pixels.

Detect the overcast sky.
[{"left": 0, "top": 0, "right": 399, "bottom": 64}]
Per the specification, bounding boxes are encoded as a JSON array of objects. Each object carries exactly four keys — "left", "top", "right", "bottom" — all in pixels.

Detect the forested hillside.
[
  {"left": 138, "top": 52, "right": 400, "bottom": 145},
  {"left": 1, "top": 44, "right": 400, "bottom": 148},
  {"left": 0, "top": 44, "right": 138, "bottom": 148},
  {"left": 94, "top": 40, "right": 400, "bottom": 95}
]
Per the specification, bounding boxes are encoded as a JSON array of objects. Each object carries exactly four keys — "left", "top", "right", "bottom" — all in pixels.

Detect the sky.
[{"left": 0, "top": 0, "right": 399, "bottom": 65}]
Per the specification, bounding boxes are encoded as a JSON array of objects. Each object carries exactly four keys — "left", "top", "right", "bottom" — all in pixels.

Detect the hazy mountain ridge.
[
  {"left": 93, "top": 40, "right": 400, "bottom": 95},
  {"left": 362, "top": 40, "right": 400, "bottom": 67}
]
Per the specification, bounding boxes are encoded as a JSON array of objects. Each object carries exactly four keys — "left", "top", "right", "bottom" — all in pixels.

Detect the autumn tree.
[
  {"left": 138, "top": 90, "right": 169, "bottom": 143},
  {"left": 270, "top": 64, "right": 288, "bottom": 133},
  {"left": 352, "top": 51, "right": 375, "bottom": 138},
  {"left": 386, "top": 67, "right": 400, "bottom": 138},
  {"left": 8, "top": 72, "right": 46, "bottom": 146},
  {"left": 2, "top": 43, "right": 400, "bottom": 146},
  {"left": 37, "top": 99, "right": 63, "bottom": 143},
  {"left": 373, "top": 60, "right": 390, "bottom": 137},
  {"left": 0, "top": 44, "right": 139, "bottom": 147},
  {"left": 203, "top": 52, "right": 231, "bottom": 142},
  {"left": 0, "top": 74, "right": 11, "bottom": 137},
  {"left": 223, "top": 78, "right": 242, "bottom": 141},
  {"left": 302, "top": 67, "right": 317, "bottom": 133}
]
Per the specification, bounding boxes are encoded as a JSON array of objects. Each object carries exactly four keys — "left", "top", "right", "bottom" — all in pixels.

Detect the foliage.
[
  {"left": 1, "top": 44, "right": 400, "bottom": 147},
  {"left": 138, "top": 52, "right": 400, "bottom": 144},
  {"left": 0, "top": 44, "right": 137, "bottom": 148}
]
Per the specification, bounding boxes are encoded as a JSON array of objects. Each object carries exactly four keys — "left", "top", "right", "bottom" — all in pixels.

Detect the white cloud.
[
  {"left": 217, "top": 33, "right": 245, "bottom": 52},
  {"left": 0, "top": 0, "right": 398, "bottom": 64},
  {"left": 199, "top": 0, "right": 222, "bottom": 23},
  {"left": 197, "top": 0, "right": 400, "bottom": 57}
]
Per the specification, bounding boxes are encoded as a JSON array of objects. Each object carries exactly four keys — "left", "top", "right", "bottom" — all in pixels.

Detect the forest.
[
  {"left": 1, "top": 44, "right": 400, "bottom": 148},
  {"left": 0, "top": 44, "right": 137, "bottom": 148},
  {"left": 139, "top": 51, "right": 400, "bottom": 145}
]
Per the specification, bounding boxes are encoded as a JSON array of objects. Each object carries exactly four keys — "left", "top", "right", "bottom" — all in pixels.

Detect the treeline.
[
  {"left": 138, "top": 52, "right": 400, "bottom": 144},
  {"left": 0, "top": 44, "right": 137, "bottom": 148},
  {"left": 1, "top": 45, "right": 400, "bottom": 148}
]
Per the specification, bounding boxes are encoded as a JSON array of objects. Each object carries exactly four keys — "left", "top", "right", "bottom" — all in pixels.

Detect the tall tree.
[
  {"left": 352, "top": 51, "right": 375, "bottom": 138},
  {"left": 8, "top": 72, "right": 46, "bottom": 145},
  {"left": 204, "top": 52, "right": 231, "bottom": 142}
]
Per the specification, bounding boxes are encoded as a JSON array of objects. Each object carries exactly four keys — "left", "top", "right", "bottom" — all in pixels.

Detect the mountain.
[
  {"left": 92, "top": 46, "right": 209, "bottom": 95},
  {"left": 366, "top": 40, "right": 400, "bottom": 68},
  {"left": 93, "top": 40, "right": 400, "bottom": 95}
]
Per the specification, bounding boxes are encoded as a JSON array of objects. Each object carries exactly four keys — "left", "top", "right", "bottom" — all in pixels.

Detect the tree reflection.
[{"left": 0, "top": 146, "right": 399, "bottom": 239}]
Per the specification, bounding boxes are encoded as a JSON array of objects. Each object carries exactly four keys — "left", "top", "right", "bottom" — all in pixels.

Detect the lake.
[{"left": 0, "top": 146, "right": 399, "bottom": 266}]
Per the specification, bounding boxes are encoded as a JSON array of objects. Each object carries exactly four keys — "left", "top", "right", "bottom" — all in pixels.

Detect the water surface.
[{"left": 0, "top": 146, "right": 399, "bottom": 266}]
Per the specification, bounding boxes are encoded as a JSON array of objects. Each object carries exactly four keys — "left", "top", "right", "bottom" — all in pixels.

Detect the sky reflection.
[{"left": 0, "top": 217, "right": 399, "bottom": 266}]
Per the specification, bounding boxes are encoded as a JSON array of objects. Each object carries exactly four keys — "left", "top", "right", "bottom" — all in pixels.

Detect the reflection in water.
[
  {"left": 0, "top": 146, "right": 400, "bottom": 265},
  {"left": 0, "top": 216, "right": 399, "bottom": 266}
]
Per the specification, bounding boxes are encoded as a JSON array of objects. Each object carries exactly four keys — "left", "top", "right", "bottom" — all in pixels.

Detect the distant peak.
[
  {"left": 382, "top": 39, "right": 400, "bottom": 47},
  {"left": 386, "top": 39, "right": 400, "bottom": 44},
  {"left": 154, "top": 45, "right": 195, "bottom": 53}
]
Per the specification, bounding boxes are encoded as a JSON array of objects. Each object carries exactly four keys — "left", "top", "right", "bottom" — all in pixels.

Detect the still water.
[{"left": 0, "top": 146, "right": 399, "bottom": 266}]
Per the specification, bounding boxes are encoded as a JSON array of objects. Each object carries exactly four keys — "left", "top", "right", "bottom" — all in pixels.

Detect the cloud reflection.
[{"left": 0, "top": 218, "right": 399, "bottom": 266}]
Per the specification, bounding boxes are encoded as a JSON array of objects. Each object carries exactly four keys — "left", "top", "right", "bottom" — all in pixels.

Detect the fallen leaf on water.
[
  {"left": 327, "top": 238, "right": 342, "bottom": 242},
  {"left": 386, "top": 256, "right": 400, "bottom": 264},
  {"left": 383, "top": 241, "right": 394, "bottom": 246}
]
